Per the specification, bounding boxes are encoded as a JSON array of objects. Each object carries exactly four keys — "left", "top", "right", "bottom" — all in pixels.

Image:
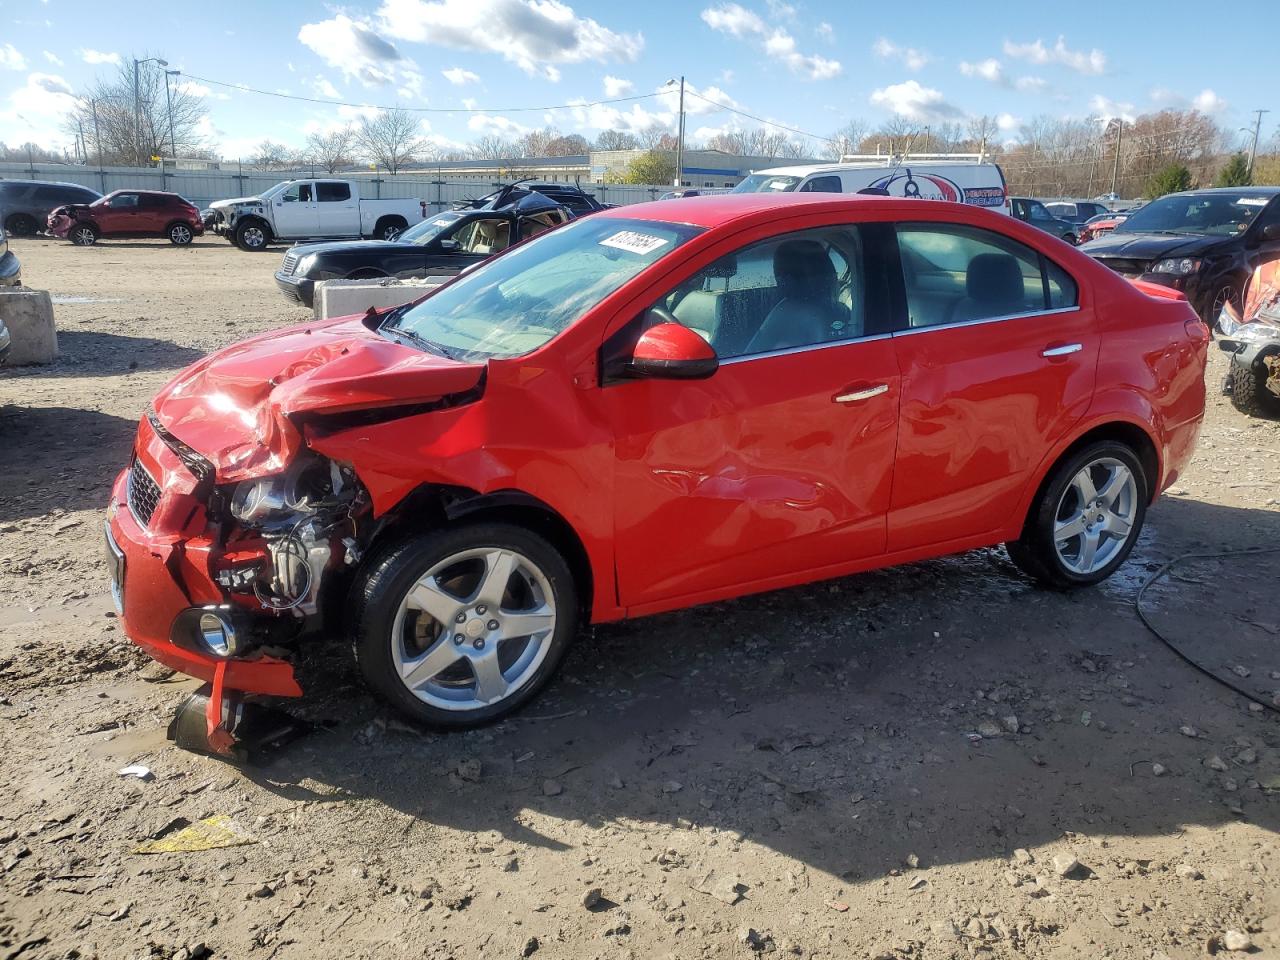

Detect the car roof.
[
  {"left": 747, "top": 161, "right": 999, "bottom": 177},
  {"left": 1, "top": 179, "right": 97, "bottom": 190},
  {"left": 1165, "top": 186, "right": 1280, "bottom": 198},
  {"left": 592, "top": 192, "right": 989, "bottom": 229}
]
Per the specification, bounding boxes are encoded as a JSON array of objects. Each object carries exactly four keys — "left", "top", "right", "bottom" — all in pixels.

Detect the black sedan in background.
[
  {"left": 1079, "top": 187, "right": 1280, "bottom": 322},
  {"left": 275, "top": 188, "right": 572, "bottom": 308}
]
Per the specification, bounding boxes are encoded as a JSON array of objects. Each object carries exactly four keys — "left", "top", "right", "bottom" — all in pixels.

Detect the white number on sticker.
[{"left": 600, "top": 231, "right": 670, "bottom": 255}]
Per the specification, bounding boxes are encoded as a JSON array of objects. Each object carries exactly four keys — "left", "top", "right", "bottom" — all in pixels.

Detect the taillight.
[{"left": 1184, "top": 318, "right": 1210, "bottom": 344}]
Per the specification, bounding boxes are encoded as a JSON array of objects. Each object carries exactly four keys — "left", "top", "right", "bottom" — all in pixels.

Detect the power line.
[
  {"left": 179, "top": 71, "right": 666, "bottom": 115},
  {"left": 684, "top": 89, "right": 835, "bottom": 144}
]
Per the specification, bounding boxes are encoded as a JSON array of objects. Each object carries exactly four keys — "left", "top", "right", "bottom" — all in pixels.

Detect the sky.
[{"left": 1, "top": 0, "right": 1277, "bottom": 160}]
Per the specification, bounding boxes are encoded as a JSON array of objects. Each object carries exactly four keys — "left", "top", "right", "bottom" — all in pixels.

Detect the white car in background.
[
  {"left": 204, "top": 178, "right": 427, "bottom": 251},
  {"left": 732, "top": 155, "right": 1011, "bottom": 214}
]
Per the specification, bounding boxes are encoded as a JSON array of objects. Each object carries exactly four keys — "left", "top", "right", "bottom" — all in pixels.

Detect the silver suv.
[{"left": 0, "top": 180, "right": 102, "bottom": 237}]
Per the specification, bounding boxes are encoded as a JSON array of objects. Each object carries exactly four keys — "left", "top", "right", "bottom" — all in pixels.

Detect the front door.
[
  {"left": 272, "top": 182, "right": 319, "bottom": 238},
  {"left": 605, "top": 223, "right": 901, "bottom": 608},
  {"left": 886, "top": 221, "right": 1097, "bottom": 551},
  {"left": 99, "top": 192, "right": 142, "bottom": 235}
]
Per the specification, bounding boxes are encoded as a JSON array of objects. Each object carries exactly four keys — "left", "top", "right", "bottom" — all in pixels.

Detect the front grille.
[
  {"left": 1095, "top": 257, "right": 1149, "bottom": 278},
  {"left": 281, "top": 251, "right": 300, "bottom": 275},
  {"left": 127, "top": 462, "right": 162, "bottom": 529}
]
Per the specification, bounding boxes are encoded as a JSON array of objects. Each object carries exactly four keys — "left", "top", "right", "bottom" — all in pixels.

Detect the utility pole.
[
  {"left": 132, "top": 57, "right": 169, "bottom": 165},
  {"left": 675, "top": 75, "right": 685, "bottom": 188},
  {"left": 75, "top": 117, "right": 86, "bottom": 163},
  {"left": 1246, "top": 109, "right": 1270, "bottom": 181},
  {"left": 164, "top": 69, "right": 180, "bottom": 159},
  {"left": 1110, "top": 119, "right": 1124, "bottom": 197}
]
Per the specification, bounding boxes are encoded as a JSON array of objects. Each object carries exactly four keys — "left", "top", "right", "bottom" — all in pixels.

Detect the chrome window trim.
[
  {"left": 892, "top": 305, "right": 1081, "bottom": 338},
  {"left": 718, "top": 331, "right": 894, "bottom": 366}
]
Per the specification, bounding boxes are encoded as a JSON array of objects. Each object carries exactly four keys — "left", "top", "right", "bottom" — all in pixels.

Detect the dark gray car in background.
[
  {"left": 0, "top": 180, "right": 102, "bottom": 237},
  {"left": 1010, "top": 197, "right": 1080, "bottom": 245}
]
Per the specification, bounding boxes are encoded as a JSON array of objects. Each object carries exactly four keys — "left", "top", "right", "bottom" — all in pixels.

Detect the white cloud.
[
  {"left": 376, "top": 0, "right": 643, "bottom": 81},
  {"left": 815, "top": 22, "right": 833, "bottom": 42},
  {"left": 78, "top": 49, "right": 121, "bottom": 66},
  {"left": 873, "top": 37, "right": 929, "bottom": 72},
  {"left": 603, "top": 75, "right": 633, "bottom": 97},
  {"left": 1150, "top": 87, "right": 1228, "bottom": 115},
  {"left": 1003, "top": 36, "right": 1106, "bottom": 75},
  {"left": 467, "top": 113, "right": 532, "bottom": 138},
  {"left": 442, "top": 67, "right": 480, "bottom": 85},
  {"left": 702, "top": 3, "right": 841, "bottom": 80},
  {"left": 1014, "top": 75, "right": 1047, "bottom": 93},
  {"left": 1, "top": 45, "right": 27, "bottom": 71},
  {"left": 656, "top": 82, "right": 741, "bottom": 116},
  {"left": 308, "top": 75, "right": 341, "bottom": 99},
  {"left": 0, "top": 72, "right": 77, "bottom": 148},
  {"left": 1192, "top": 89, "right": 1227, "bottom": 114},
  {"left": 42, "top": 50, "right": 62, "bottom": 66},
  {"left": 177, "top": 80, "right": 231, "bottom": 101},
  {"left": 1090, "top": 94, "right": 1135, "bottom": 123},
  {"left": 298, "top": 14, "right": 406, "bottom": 86},
  {"left": 996, "top": 112, "right": 1020, "bottom": 132},
  {"left": 959, "top": 58, "right": 1003, "bottom": 83},
  {"left": 869, "top": 80, "right": 964, "bottom": 123}
]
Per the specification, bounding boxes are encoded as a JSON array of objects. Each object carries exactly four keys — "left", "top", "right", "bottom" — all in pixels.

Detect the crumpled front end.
[{"left": 46, "top": 204, "right": 82, "bottom": 239}]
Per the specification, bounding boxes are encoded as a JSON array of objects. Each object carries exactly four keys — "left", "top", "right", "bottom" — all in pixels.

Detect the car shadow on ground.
[
  {"left": 0, "top": 405, "right": 137, "bottom": 520},
  {"left": 247, "top": 495, "right": 1280, "bottom": 885},
  {"left": 1, "top": 330, "right": 206, "bottom": 379}
]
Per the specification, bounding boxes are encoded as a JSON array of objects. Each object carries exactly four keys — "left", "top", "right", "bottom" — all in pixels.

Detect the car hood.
[
  {"left": 289, "top": 239, "right": 413, "bottom": 258},
  {"left": 1079, "top": 231, "right": 1221, "bottom": 260},
  {"left": 49, "top": 203, "right": 92, "bottom": 217},
  {"left": 209, "top": 195, "right": 263, "bottom": 210},
  {"left": 150, "top": 314, "right": 484, "bottom": 482}
]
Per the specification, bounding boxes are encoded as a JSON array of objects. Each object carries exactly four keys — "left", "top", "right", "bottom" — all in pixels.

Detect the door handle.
[
  {"left": 834, "top": 384, "right": 889, "bottom": 404},
  {"left": 1041, "top": 343, "right": 1083, "bottom": 358}
]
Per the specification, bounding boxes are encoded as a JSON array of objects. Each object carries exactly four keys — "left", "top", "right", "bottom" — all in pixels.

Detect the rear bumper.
[
  {"left": 106, "top": 466, "right": 302, "bottom": 698},
  {"left": 275, "top": 272, "right": 315, "bottom": 308}
]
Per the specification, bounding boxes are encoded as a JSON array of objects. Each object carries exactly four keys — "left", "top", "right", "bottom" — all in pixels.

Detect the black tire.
[
  {"left": 1227, "top": 359, "right": 1280, "bottom": 418},
  {"left": 1203, "top": 282, "right": 1241, "bottom": 325},
  {"left": 68, "top": 223, "right": 98, "bottom": 246},
  {"left": 167, "top": 221, "right": 195, "bottom": 246},
  {"left": 234, "top": 219, "right": 271, "bottom": 251},
  {"left": 1063, "top": 233, "right": 1078, "bottom": 246},
  {"left": 1006, "top": 440, "right": 1148, "bottom": 589},
  {"left": 4, "top": 214, "right": 37, "bottom": 237},
  {"left": 374, "top": 216, "right": 407, "bottom": 241},
  {"left": 351, "top": 522, "right": 579, "bottom": 728}
]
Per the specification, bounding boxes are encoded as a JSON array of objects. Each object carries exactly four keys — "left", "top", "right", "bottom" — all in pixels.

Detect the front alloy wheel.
[
  {"left": 1006, "top": 441, "right": 1147, "bottom": 588},
  {"left": 70, "top": 225, "right": 97, "bottom": 246},
  {"left": 353, "top": 523, "right": 578, "bottom": 727}
]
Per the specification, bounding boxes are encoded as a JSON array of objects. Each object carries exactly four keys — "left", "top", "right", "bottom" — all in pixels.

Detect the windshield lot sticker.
[
  {"left": 1237, "top": 197, "right": 1268, "bottom": 206},
  {"left": 601, "top": 231, "right": 670, "bottom": 255}
]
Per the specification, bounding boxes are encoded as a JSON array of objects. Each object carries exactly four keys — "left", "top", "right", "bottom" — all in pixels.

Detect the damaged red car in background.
[
  {"left": 1218, "top": 257, "right": 1280, "bottom": 417},
  {"left": 106, "top": 193, "right": 1208, "bottom": 750}
]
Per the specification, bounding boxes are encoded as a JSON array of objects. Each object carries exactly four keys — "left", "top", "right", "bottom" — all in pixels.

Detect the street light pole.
[
  {"left": 1110, "top": 119, "right": 1124, "bottom": 197},
  {"left": 132, "top": 57, "right": 168, "bottom": 165},
  {"left": 1246, "top": 109, "right": 1270, "bottom": 181}
]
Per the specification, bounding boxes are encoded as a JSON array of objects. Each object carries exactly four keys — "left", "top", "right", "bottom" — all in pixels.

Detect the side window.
[
  {"left": 139, "top": 194, "right": 165, "bottom": 209},
  {"left": 649, "top": 226, "right": 868, "bottom": 360},
  {"left": 895, "top": 223, "right": 1072, "bottom": 328},
  {"left": 1028, "top": 201, "right": 1052, "bottom": 220},
  {"left": 107, "top": 193, "right": 139, "bottom": 208},
  {"left": 518, "top": 212, "right": 560, "bottom": 240},
  {"left": 281, "top": 184, "right": 304, "bottom": 202},
  {"left": 316, "top": 182, "right": 351, "bottom": 202},
  {"left": 799, "top": 175, "right": 842, "bottom": 194},
  {"left": 453, "top": 218, "right": 511, "bottom": 254}
]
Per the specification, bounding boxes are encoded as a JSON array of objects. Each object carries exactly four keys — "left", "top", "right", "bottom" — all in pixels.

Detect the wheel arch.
[
  {"left": 235, "top": 215, "right": 273, "bottom": 238},
  {"left": 373, "top": 214, "right": 408, "bottom": 237},
  {"left": 1013, "top": 417, "right": 1162, "bottom": 539},
  {"left": 372, "top": 484, "right": 596, "bottom": 621}
]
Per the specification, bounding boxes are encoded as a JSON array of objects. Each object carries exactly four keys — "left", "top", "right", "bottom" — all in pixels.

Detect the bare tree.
[
  {"left": 305, "top": 126, "right": 356, "bottom": 174},
  {"left": 545, "top": 133, "right": 590, "bottom": 156},
  {"left": 595, "top": 129, "right": 639, "bottom": 151},
  {"left": 468, "top": 135, "right": 517, "bottom": 160},
  {"left": 355, "top": 108, "right": 423, "bottom": 174},
  {"left": 65, "top": 56, "right": 209, "bottom": 164},
  {"left": 636, "top": 122, "right": 673, "bottom": 149},
  {"left": 825, "top": 119, "right": 869, "bottom": 160},
  {"left": 967, "top": 115, "right": 1000, "bottom": 153},
  {"left": 252, "top": 140, "right": 293, "bottom": 170}
]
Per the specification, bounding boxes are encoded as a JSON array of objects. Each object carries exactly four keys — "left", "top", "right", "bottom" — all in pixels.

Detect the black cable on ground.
[{"left": 1136, "top": 546, "right": 1280, "bottom": 716}]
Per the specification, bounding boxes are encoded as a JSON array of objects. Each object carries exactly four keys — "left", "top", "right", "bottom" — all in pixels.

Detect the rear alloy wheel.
[
  {"left": 1007, "top": 441, "right": 1147, "bottom": 588},
  {"left": 69, "top": 224, "right": 98, "bottom": 246},
  {"left": 1208, "top": 284, "right": 1239, "bottom": 324},
  {"left": 168, "top": 223, "right": 194, "bottom": 245},
  {"left": 352, "top": 523, "right": 578, "bottom": 727}
]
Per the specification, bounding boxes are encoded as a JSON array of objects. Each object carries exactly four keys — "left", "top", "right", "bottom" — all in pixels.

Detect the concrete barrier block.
[
  {"left": 314, "top": 277, "right": 449, "bottom": 321},
  {"left": 0, "top": 288, "right": 58, "bottom": 366}
]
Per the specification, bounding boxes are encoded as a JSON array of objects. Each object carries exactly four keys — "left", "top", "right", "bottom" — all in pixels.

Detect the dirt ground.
[{"left": 1, "top": 236, "right": 1279, "bottom": 960}]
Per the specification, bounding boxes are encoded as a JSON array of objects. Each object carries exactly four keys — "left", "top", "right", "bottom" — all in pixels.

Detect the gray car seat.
[
  {"left": 745, "top": 240, "right": 852, "bottom": 355},
  {"left": 950, "top": 253, "right": 1029, "bottom": 323}
]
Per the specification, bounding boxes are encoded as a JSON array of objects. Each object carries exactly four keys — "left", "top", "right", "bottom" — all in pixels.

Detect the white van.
[{"left": 732, "top": 154, "right": 1010, "bottom": 214}]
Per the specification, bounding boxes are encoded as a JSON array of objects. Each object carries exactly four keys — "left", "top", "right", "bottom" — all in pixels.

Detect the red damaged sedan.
[{"left": 106, "top": 194, "right": 1208, "bottom": 733}]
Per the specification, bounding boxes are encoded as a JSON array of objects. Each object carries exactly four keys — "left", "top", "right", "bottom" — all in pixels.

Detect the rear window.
[{"left": 317, "top": 182, "right": 351, "bottom": 202}]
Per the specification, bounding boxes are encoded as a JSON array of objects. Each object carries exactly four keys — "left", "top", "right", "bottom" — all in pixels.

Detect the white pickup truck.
[{"left": 204, "top": 179, "right": 427, "bottom": 251}]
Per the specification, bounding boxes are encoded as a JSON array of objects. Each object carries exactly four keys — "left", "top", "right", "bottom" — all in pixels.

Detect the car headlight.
[
  {"left": 229, "top": 476, "right": 286, "bottom": 523},
  {"left": 295, "top": 254, "right": 318, "bottom": 276},
  {"left": 1151, "top": 258, "right": 1202, "bottom": 276}
]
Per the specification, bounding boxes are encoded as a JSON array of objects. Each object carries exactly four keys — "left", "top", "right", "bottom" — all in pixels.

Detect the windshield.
[
  {"left": 400, "top": 212, "right": 466, "bottom": 245},
  {"left": 1117, "top": 194, "right": 1270, "bottom": 237},
  {"left": 385, "top": 217, "right": 703, "bottom": 361},
  {"left": 732, "top": 173, "right": 802, "bottom": 194}
]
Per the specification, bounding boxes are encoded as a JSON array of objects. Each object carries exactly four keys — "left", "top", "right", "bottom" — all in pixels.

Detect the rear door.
[
  {"left": 137, "top": 194, "right": 169, "bottom": 233},
  {"left": 271, "top": 182, "right": 319, "bottom": 238},
  {"left": 315, "top": 181, "right": 360, "bottom": 235},
  {"left": 886, "top": 221, "right": 1095, "bottom": 551}
]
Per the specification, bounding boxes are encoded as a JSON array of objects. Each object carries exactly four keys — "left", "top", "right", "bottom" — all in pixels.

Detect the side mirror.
[
  {"left": 626, "top": 321, "right": 718, "bottom": 380},
  {"left": 439, "top": 238, "right": 459, "bottom": 251}
]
